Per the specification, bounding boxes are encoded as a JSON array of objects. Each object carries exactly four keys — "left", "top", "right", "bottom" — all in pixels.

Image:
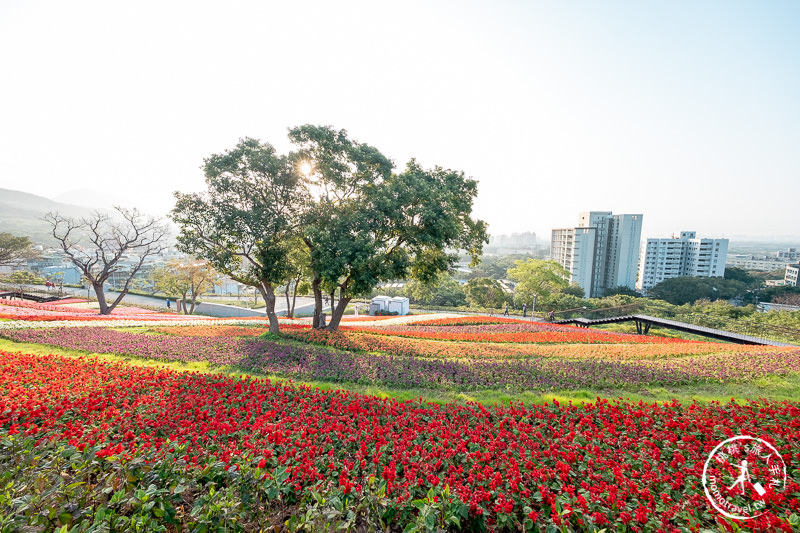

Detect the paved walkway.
[{"left": 556, "top": 314, "right": 796, "bottom": 347}]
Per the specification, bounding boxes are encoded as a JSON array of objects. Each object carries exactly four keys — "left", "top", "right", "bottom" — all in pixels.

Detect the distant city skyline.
[{"left": 1, "top": 1, "right": 798, "bottom": 240}]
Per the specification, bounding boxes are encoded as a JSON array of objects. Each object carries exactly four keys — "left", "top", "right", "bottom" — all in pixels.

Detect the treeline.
[{"left": 380, "top": 258, "right": 588, "bottom": 314}]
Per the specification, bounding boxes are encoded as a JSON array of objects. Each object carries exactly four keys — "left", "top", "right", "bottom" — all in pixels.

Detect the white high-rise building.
[
  {"left": 551, "top": 211, "right": 643, "bottom": 298},
  {"left": 786, "top": 264, "right": 799, "bottom": 287},
  {"left": 637, "top": 231, "right": 728, "bottom": 293}
]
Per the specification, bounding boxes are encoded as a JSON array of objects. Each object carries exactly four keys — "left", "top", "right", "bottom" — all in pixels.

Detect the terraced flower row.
[
  {"left": 1, "top": 351, "right": 798, "bottom": 531},
  {"left": 339, "top": 325, "right": 696, "bottom": 344},
  {"left": 0, "top": 327, "right": 688, "bottom": 389},
  {"left": 0, "top": 298, "right": 180, "bottom": 322},
  {"left": 373, "top": 323, "right": 601, "bottom": 334},
  {"left": 283, "top": 327, "right": 785, "bottom": 361},
  {"left": 0, "top": 298, "right": 99, "bottom": 313},
  {"left": 410, "top": 316, "right": 546, "bottom": 326},
  {"left": 154, "top": 325, "right": 270, "bottom": 337},
  {"left": 5, "top": 327, "right": 800, "bottom": 390}
]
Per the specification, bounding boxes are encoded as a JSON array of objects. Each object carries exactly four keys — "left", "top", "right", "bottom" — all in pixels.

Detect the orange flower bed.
[
  {"left": 154, "top": 325, "right": 269, "bottom": 337},
  {"left": 282, "top": 328, "right": 754, "bottom": 360},
  {"left": 338, "top": 326, "right": 695, "bottom": 344}
]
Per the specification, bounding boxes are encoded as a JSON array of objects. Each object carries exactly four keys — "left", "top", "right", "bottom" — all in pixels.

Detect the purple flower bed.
[
  {"left": 4, "top": 327, "right": 248, "bottom": 365},
  {"left": 367, "top": 323, "right": 618, "bottom": 335},
  {"left": 4, "top": 327, "right": 799, "bottom": 391}
]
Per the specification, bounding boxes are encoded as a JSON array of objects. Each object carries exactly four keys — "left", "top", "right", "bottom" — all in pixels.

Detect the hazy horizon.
[{"left": 1, "top": 1, "right": 798, "bottom": 241}]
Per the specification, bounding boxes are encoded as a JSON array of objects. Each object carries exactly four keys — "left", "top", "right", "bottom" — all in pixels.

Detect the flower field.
[
  {"left": 0, "top": 298, "right": 177, "bottom": 322},
  {"left": 5, "top": 324, "right": 800, "bottom": 391},
  {"left": 1, "top": 351, "right": 799, "bottom": 531},
  {"left": 1, "top": 309, "right": 799, "bottom": 531}
]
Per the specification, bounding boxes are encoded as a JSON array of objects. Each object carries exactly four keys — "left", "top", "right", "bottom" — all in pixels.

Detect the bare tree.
[
  {"left": 44, "top": 207, "right": 169, "bottom": 315},
  {"left": 774, "top": 293, "right": 800, "bottom": 306}
]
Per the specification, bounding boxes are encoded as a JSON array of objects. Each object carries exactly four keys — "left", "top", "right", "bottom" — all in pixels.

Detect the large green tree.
[
  {"left": 0, "top": 233, "right": 38, "bottom": 267},
  {"left": 171, "top": 138, "right": 303, "bottom": 333},
  {"left": 464, "top": 277, "right": 507, "bottom": 309},
  {"left": 404, "top": 272, "right": 467, "bottom": 307},
  {"left": 152, "top": 259, "right": 220, "bottom": 314},
  {"left": 464, "top": 254, "right": 526, "bottom": 280},
  {"left": 648, "top": 276, "right": 748, "bottom": 306},
  {"left": 290, "top": 125, "right": 487, "bottom": 330},
  {"left": 507, "top": 259, "right": 571, "bottom": 308}
]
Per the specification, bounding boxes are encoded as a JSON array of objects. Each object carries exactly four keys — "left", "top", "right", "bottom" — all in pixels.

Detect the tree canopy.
[
  {"left": 648, "top": 276, "right": 748, "bottom": 306},
  {"left": 290, "top": 125, "right": 487, "bottom": 330},
  {"left": 603, "top": 285, "right": 641, "bottom": 298},
  {"left": 463, "top": 254, "right": 530, "bottom": 281},
  {"left": 507, "top": 259, "right": 571, "bottom": 307},
  {"left": 153, "top": 259, "right": 220, "bottom": 315},
  {"left": 0, "top": 233, "right": 37, "bottom": 267},
  {"left": 724, "top": 267, "right": 758, "bottom": 286},
  {"left": 464, "top": 277, "right": 508, "bottom": 309},
  {"left": 171, "top": 138, "right": 303, "bottom": 332},
  {"left": 172, "top": 126, "right": 487, "bottom": 331},
  {"left": 404, "top": 272, "right": 467, "bottom": 307}
]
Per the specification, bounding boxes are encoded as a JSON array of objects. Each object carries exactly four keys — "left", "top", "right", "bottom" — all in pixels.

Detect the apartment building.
[
  {"left": 637, "top": 231, "right": 728, "bottom": 293},
  {"left": 551, "top": 211, "right": 643, "bottom": 297},
  {"left": 786, "top": 264, "right": 799, "bottom": 287}
]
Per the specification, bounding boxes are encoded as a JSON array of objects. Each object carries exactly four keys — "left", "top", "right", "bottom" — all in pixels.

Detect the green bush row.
[{"left": 0, "top": 431, "right": 477, "bottom": 533}]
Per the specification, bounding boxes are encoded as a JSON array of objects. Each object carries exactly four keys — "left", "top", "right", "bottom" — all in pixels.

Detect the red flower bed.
[{"left": 1, "top": 350, "right": 798, "bottom": 531}]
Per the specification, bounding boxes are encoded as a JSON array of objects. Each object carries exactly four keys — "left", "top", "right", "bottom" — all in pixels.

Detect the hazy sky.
[{"left": 1, "top": 0, "right": 798, "bottom": 240}]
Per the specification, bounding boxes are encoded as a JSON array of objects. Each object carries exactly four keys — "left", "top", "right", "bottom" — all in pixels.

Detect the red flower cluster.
[{"left": 1, "top": 350, "right": 798, "bottom": 531}]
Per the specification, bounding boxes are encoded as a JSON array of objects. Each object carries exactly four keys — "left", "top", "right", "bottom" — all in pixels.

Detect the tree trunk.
[
  {"left": 189, "top": 282, "right": 197, "bottom": 315},
  {"left": 329, "top": 290, "right": 336, "bottom": 314},
  {"left": 312, "top": 277, "right": 323, "bottom": 329},
  {"left": 290, "top": 275, "right": 300, "bottom": 318},
  {"left": 180, "top": 291, "right": 189, "bottom": 314},
  {"left": 95, "top": 283, "right": 110, "bottom": 315},
  {"left": 284, "top": 282, "right": 292, "bottom": 319},
  {"left": 326, "top": 296, "right": 352, "bottom": 331},
  {"left": 258, "top": 283, "right": 280, "bottom": 334}
]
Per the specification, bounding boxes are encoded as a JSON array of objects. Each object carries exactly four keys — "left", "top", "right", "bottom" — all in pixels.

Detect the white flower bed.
[{"left": 0, "top": 317, "right": 298, "bottom": 330}]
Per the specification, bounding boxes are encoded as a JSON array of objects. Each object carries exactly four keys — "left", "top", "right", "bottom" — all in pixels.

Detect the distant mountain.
[
  {"left": 53, "top": 188, "right": 126, "bottom": 209},
  {"left": 0, "top": 188, "right": 104, "bottom": 245}
]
